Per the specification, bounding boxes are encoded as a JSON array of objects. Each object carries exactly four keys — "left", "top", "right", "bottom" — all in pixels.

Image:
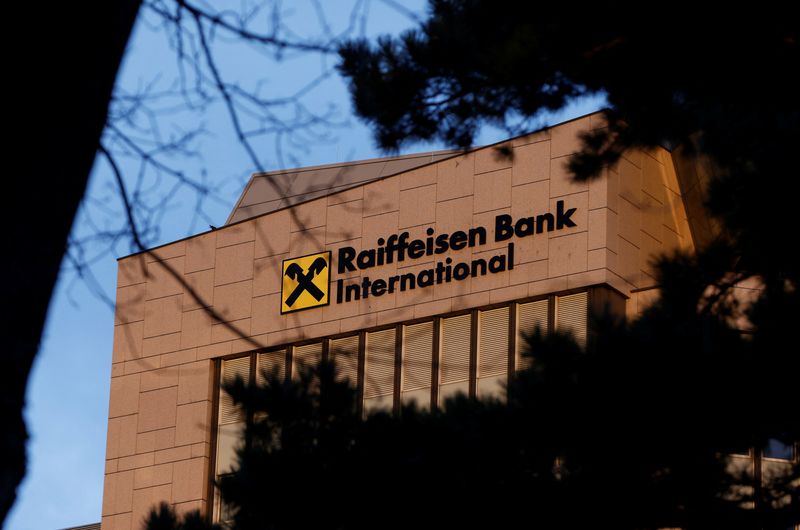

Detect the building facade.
[{"left": 100, "top": 112, "right": 782, "bottom": 529}]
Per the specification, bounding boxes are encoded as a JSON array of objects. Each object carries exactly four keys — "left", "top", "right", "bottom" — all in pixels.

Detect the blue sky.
[{"left": 6, "top": 3, "right": 603, "bottom": 528}]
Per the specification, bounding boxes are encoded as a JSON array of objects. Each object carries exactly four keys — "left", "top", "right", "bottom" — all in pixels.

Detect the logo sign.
[{"left": 281, "top": 251, "right": 331, "bottom": 314}]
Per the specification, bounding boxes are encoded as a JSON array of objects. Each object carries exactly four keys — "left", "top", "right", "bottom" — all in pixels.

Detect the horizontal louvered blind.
[
  {"left": 402, "top": 322, "right": 433, "bottom": 392},
  {"left": 440, "top": 314, "right": 471, "bottom": 384},
  {"left": 517, "top": 299, "right": 549, "bottom": 370},
  {"left": 330, "top": 335, "right": 360, "bottom": 385},
  {"left": 293, "top": 342, "right": 322, "bottom": 377},
  {"left": 364, "top": 329, "right": 395, "bottom": 399},
  {"left": 479, "top": 307, "right": 509, "bottom": 378},
  {"left": 256, "top": 349, "right": 285, "bottom": 387},
  {"left": 219, "top": 356, "right": 250, "bottom": 425},
  {"left": 556, "top": 292, "right": 588, "bottom": 349}
]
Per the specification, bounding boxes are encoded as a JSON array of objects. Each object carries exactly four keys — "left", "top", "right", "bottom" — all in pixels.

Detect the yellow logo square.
[{"left": 281, "top": 251, "right": 331, "bottom": 314}]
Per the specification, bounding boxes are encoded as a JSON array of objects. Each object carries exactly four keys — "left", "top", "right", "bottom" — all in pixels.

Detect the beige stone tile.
[
  {"left": 621, "top": 148, "right": 643, "bottom": 169},
  {"left": 375, "top": 305, "right": 415, "bottom": 326},
  {"left": 174, "top": 500, "right": 205, "bottom": 518},
  {"left": 413, "top": 299, "right": 453, "bottom": 320},
  {"left": 146, "top": 242, "right": 186, "bottom": 263},
  {"left": 124, "top": 358, "right": 160, "bottom": 376},
  {"left": 133, "top": 462, "right": 173, "bottom": 490},
  {"left": 197, "top": 342, "right": 232, "bottom": 361},
  {"left": 511, "top": 179, "right": 549, "bottom": 220},
  {"left": 251, "top": 294, "right": 287, "bottom": 336},
  {"left": 641, "top": 153, "right": 667, "bottom": 205},
  {"left": 118, "top": 452, "right": 155, "bottom": 472},
  {"left": 400, "top": 164, "right": 437, "bottom": 190},
  {"left": 605, "top": 167, "right": 620, "bottom": 213},
  {"left": 145, "top": 257, "right": 185, "bottom": 300},
  {"left": 143, "top": 295, "right": 182, "bottom": 338},
  {"left": 116, "top": 284, "right": 145, "bottom": 325},
  {"left": 106, "top": 414, "right": 138, "bottom": 459},
  {"left": 364, "top": 177, "right": 400, "bottom": 216},
  {"left": 641, "top": 192, "right": 663, "bottom": 243},
  {"left": 431, "top": 267, "right": 472, "bottom": 301},
  {"left": 509, "top": 259, "right": 548, "bottom": 286},
  {"left": 118, "top": 255, "right": 147, "bottom": 288},
  {"left": 214, "top": 242, "right": 254, "bottom": 286},
  {"left": 111, "top": 363, "right": 125, "bottom": 378},
  {"left": 606, "top": 269, "right": 635, "bottom": 297},
  {"left": 210, "top": 319, "right": 251, "bottom": 344},
  {"left": 661, "top": 225, "right": 681, "bottom": 254},
  {"left": 589, "top": 112, "right": 607, "bottom": 130},
  {"left": 489, "top": 285, "right": 524, "bottom": 304},
  {"left": 137, "top": 387, "right": 178, "bottom": 433},
  {"left": 662, "top": 188, "right": 682, "bottom": 234},
  {"left": 513, "top": 233, "right": 549, "bottom": 264},
  {"left": 182, "top": 269, "right": 214, "bottom": 311},
  {"left": 474, "top": 168, "right": 512, "bottom": 213},
  {"left": 131, "top": 483, "right": 172, "bottom": 525},
  {"left": 253, "top": 254, "right": 287, "bottom": 297},
  {"left": 160, "top": 348, "right": 198, "bottom": 368},
  {"left": 327, "top": 200, "right": 364, "bottom": 243},
  {"left": 113, "top": 322, "right": 143, "bottom": 363},
  {"left": 512, "top": 140, "right": 550, "bottom": 186},
  {"left": 177, "top": 361, "right": 211, "bottom": 405},
  {"left": 436, "top": 154, "right": 474, "bottom": 201},
  {"left": 172, "top": 458, "right": 207, "bottom": 503},
  {"left": 567, "top": 269, "right": 607, "bottom": 290},
  {"left": 399, "top": 184, "right": 436, "bottom": 228},
  {"left": 139, "top": 367, "right": 179, "bottom": 392},
  {"left": 605, "top": 209, "right": 619, "bottom": 254},
  {"left": 340, "top": 313, "right": 377, "bottom": 333},
  {"left": 327, "top": 185, "right": 364, "bottom": 206},
  {"left": 468, "top": 209, "right": 507, "bottom": 253},
  {"left": 105, "top": 459, "right": 118, "bottom": 474},
  {"left": 550, "top": 156, "right": 589, "bottom": 198},
  {"left": 587, "top": 248, "right": 607, "bottom": 270},
  {"left": 212, "top": 280, "right": 253, "bottom": 322},
  {"left": 102, "top": 512, "right": 132, "bottom": 530},
  {"left": 175, "top": 402, "right": 210, "bottom": 446},
  {"left": 588, "top": 168, "right": 609, "bottom": 210},
  {"left": 528, "top": 276, "right": 568, "bottom": 297},
  {"left": 154, "top": 428, "right": 176, "bottom": 451},
  {"left": 289, "top": 226, "right": 327, "bottom": 256},
  {"left": 328, "top": 238, "right": 362, "bottom": 282},
  {"left": 142, "top": 332, "right": 182, "bottom": 357},
  {"left": 284, "top": 301, "right": 323, "bottom": 329},
  {"left": 617, "top": 197, "right": 641, "bottom": 249},
  {"left": 512, "top": 129, "right": 550, "bottom": 147},
  {"left": 216, "top": 221, "right": 255, "bottom": 248},
  {"left": 548, "top": 232, "right": 589, "bottom": 277},
  {"left": 109, "top": 374, "right": 140, "bottom": 419},
  {"left": 322, "top": 289, "right": 361, "bottom": 321},
  {"left": 550, "top": 116, "right": 591, "bottom": 158},
  {"left": 618, "top": 156, "right": 642, "bottom": 206},
  {"left": 102, "top": 470, "right": 135, "bottom": 516},
  {"left": 297, "top": 320, "right": 342, "bottom": 343},
  {"left": 289, "top": 199, "right": 327, "bottom": 232},
  {"left": 475, "top": 143, "right": 513, "bottom": 174},
  {"left": 451, "top": 290, "right": 491, "bottom": 311},
  {"left": 154, "top": 445, "right": 192, "bottom": 465},
  {"left": 639, "top": 231, "right": 663, "bottom": 280},
  {"left": 615, "top": 236, "right": 641, "bottom": 288},
  {"left": 254, "top": 209, "right": 291, "bottom": 258},
  {"left": 388, "top": 262, "right": 433, "bottom": 305},
  {"left": 469, "top": 248, "right": 512, "bottom": 293},
  {"left": 185, "top": 232, "right": 216, "bottom": 273},
  {"left": 191, "top": 442, "right": 209, "bottom": 459},
  {"left": 179, "top": 309, "right": 213, "bottom": 349},
  {"left": 436, "top": 196, "right": 473, "bottom": 235},
  {"left": 588, "top": 209, "right": 608, "bottom": 250},
  {"left": 136, "top": 430, "right": 156, "bottom": 454}
]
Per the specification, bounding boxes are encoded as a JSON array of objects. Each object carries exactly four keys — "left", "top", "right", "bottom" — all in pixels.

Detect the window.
[
  {"left": 438, "top": 313, "right": 472, "bottom": 406},
  {"left": 477, "top": 307, "right": 509, "bottom": 398},
  {"left": 401, "top": 321, "right": 434, "bottom": 409},
  {"left": 363, "top": 328, "right": 396, "bottom": 414}
]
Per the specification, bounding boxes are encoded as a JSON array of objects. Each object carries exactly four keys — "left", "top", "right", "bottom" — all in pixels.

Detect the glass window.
[
  {"left": 363, "top": 328, "right": 396, "bottom": 414},
  {"left": 402, "top": 322, "right": 434, "bottom": 409},
  {"left": 292, "top": 342, "right": 322, "bottom": 378},
  {"left": 439, "top": 313, "right": 471, "bottom": 406},
  {"left": 555, "top": 292, "right": 588, "bottom": 349},
  {"left": 516, "top": 299, "right": 548, "bottom": 371},
  {"left": 329, "top": 335, "right": 360, "bottom": 386},
  {"left": 763, "top": 438, "right": 794, "bottom": 460},
  {"left": 477, "top": 307, "right": 509, "bottom": 398}
]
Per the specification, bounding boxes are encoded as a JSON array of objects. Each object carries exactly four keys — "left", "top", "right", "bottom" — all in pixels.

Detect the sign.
[{"left": 280, "top": 251, "right": 331, "bottom": 314}]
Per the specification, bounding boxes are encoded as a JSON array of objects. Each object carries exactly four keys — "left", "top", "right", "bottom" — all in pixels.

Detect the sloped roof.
[{"left": 226, "top": 149, "right": 457, "bottom": 224}]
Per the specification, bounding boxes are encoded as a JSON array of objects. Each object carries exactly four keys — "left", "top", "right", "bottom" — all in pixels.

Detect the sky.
[{"left": 5, "top": 2, "right": 603, "bottom": 528}]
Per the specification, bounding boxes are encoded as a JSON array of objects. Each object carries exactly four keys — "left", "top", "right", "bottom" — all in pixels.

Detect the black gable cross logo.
[{"left": 280, "top": 252, "right": 331, "bottom": 314}]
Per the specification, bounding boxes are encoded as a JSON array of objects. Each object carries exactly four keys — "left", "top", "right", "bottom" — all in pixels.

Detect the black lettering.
[
  {"left": 338, "top": 247, "right": 357, "bottom": 273},
  {"left": 450, "top": 230, "right": 468, "bottom": 250},
  {"left": 468, "top": 226, "right": 487, "bottom": 247},
  {"left": 357, "top": 249, "right": 375, "bottom": 269},
  {"left": 336, "top": 279, "right": 343, "bottom": 304},
  {"left": 435, "top": 261, "right": 447, "bottom": 283},
  {"left": 400, "top": 273, "right": 416, "bottom": 291},
  {"left": 453, "top": 263, "right": 470, "bottom": 280},
  {"left": 556, "top": 200, "right": 577, "bottom": 229},
  {"left": 536, "top": 213, "right": 554, "bottom": 233},
  {"left": 418, "top": 269, "right": 434, "bottom": 287},
  {"left": 361, "top": 277, "right": 372, "bottom": 298},
  {"left": 488, "top": 254, "right": 506, "bottom": 273},
  {"left": 434, "top": 234, "right": 450, "bottom": 254},
  {"left": 408, "top": 239, "right": 426, "bottom": 259},
  {"left": 345, "top": 283, "right": 360, "bottom": 302},
  {"left": 495, "top": 214, "right": 514, "bottom": 241},
  {"left": 388, "top": 275, "right": 400, "bottom": 294},
  {"left": 371, "top": 279, "right": 387, "bottom": 297},
  {"left": 515, "top": 217, "right": 535, "bottom": 237},
  {"left": 471, "top": 258, "right": 487, "bottom": 277}
]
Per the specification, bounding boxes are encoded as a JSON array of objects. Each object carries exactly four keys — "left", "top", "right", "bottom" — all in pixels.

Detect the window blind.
[
  {"left": 219, "top": 356, "right": 250, "bottom": 425},
  {"left": 556, "top": 292, "right": 588, "bottom": 349},
  {"left": 517, "top": 299, "right": 549, "bottom": 370},
  {"left": 364, "top": 328, "right": 396, "bottom": 400},
  {"left": 330, "top": 335, "right": 360, "bottom": 385}
]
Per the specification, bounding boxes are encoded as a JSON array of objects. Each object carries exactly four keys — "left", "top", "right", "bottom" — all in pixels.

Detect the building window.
[
  {"left": 401, "top": 321, "right": 434, "bottom": 409},
  {"left": 516, "top": 299, "right": 549, "bottom": 371},
  {"left": 363, "top": 328, "right": 396, "bottom": 414},
  {"left": 438, "top": 313, "right": 472, "bottom": 406},
  {"left": 477, "top": 306, "right": 509, "bottom": 398}
]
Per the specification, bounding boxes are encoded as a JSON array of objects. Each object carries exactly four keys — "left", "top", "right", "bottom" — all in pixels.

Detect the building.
[{"left": 100, "top": 112, "right": 792, "bottom": 529}]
